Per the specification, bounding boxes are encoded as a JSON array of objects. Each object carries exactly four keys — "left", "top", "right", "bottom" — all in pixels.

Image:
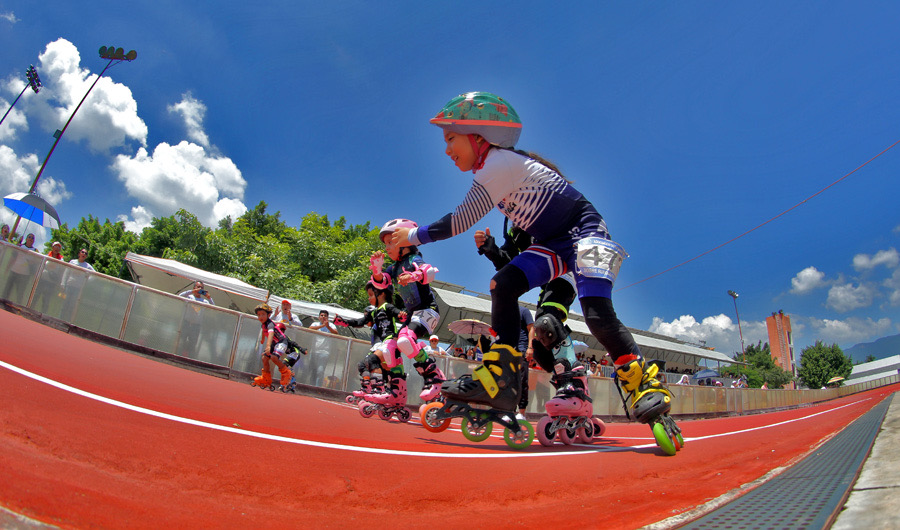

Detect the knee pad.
[
  {"left": 382, "top": 339, "right": 403, "bottom": 369},
  {"left": 533, "top": 313, "right": 568, "bottom": 350},
  {"left": 359, "top": 353, "right": 381, "bottom": 375},
  {"left": 397, "top": 327, "right": 420, "bottom": 358}
]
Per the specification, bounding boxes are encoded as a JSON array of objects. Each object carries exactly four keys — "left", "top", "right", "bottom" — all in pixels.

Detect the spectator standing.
[
  {"left": 60, "top": 248, "right": 95, "bottom": 321},
  {"left": 177, "top": 281, "right": 215, "bottom": 358},
  {"left": 33, "top": 241, "right": 64, "bottom": 313},
  {"left": 2, "top": 234, "right": 38, "bottom": 302},
  {"left": 272, "top": 299, "right": 303, "bottom": 327},
  {"left": 423, "top": 335, "right": 447, "bottom": 357},
  {"left": 306, "top": 309, "right": 337, "bottom": 386}
]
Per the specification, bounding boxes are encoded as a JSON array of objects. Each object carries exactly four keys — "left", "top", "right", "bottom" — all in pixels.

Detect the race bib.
[{"left": 575, "top": 237, "right": 628, "bottom": 283}]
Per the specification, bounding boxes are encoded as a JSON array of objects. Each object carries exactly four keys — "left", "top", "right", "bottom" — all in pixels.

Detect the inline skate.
[
  {"left": 615, "top": 357, "right": 684, "bottom": 455},
  {"left": 359, "top": 372, "right": 411, "bottom": 422},
  {"left": 346, "top": 372, "right": 384, "bottom": 405},
  {"left": 537, "top": 359, "right": 606, "bottom": 446},
  {"left": 414, "top": 356, "right": 445, "bottom": 417},
  {"left": 420, "top": 344, "right": 534, "bottom": 450},
  {"left": 251, "top": 370, "right": 274, "bottom": 390}
]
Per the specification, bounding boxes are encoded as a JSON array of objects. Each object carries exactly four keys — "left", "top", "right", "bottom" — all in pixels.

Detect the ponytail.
[{"left": 502, "top": 147, "right": 573, "bottom": 184}]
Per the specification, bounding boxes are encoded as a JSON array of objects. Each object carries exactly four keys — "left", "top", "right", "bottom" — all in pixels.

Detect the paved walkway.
[{"left": 832, "top": 391, "right": 900, "bottom": 529}]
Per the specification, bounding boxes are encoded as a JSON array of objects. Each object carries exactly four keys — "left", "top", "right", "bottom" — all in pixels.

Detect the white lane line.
[
  {"left": 1, "top": 359, "right": 614, "bottom": 458},
  {"left": 0, "top": 359, "right": 868, "bottom": 458}
]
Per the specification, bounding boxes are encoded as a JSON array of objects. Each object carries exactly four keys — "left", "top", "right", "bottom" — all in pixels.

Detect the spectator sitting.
[
  {"left": 676, "top": 374, "right": 690, "bottom": 385},
  {"left": 0, "top": 224, "right": 9, "bottom": 242}
]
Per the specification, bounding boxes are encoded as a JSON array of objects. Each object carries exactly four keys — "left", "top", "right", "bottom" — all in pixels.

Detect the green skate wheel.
[
  {"left": 652, "top": 422, "right": 676, "bottom": 456},
  {"left": 461, "top": 415, "right": 493, "bottom": 442},
  {"left": 676, "top": 432, "right": 684, "bottom": 450},
  {"left": 503, "top": 420, "right": 534, "bottom": 450}
]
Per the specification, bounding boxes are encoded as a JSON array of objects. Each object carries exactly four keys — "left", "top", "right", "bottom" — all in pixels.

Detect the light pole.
[
  {"left": 727, "top": 290, "right": 745, "bottom": 363},
  {"left": 0, "top": 64, "right": 42, "bottom": 128},
  {"left": 11, "top": 46, "right": 136, "bottom": 237}
]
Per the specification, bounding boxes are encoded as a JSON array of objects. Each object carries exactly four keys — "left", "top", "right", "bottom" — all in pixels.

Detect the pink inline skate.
[
  {"left": 359, "top": 372, "right": 411, "bottom": 422},
  {"left": 537, "top": 360, "right": 606, "bottom": 446},
  {"left": 346, "top": 372, "right": 384, "bottom": 405},
  {"left": 414, "top": 356, "right": 445, "bottom": 417}
]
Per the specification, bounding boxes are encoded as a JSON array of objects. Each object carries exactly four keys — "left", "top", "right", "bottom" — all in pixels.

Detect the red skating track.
[{"left": 0, "top": 310, "right": 894, "bottom": 529}]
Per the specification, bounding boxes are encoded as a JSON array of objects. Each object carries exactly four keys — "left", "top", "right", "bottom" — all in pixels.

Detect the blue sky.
[{"left": 2, "top": 2, "right": 899, "bottom": 360}]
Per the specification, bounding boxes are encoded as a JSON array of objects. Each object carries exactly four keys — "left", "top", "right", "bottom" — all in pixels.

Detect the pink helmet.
[{"left": 378, "top": 219, "right": 418, "bottom": 241}]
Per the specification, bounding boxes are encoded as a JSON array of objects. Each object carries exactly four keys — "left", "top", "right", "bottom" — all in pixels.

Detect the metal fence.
[{"left": 2, "top": 241, "right": 895, "bottom": 417}]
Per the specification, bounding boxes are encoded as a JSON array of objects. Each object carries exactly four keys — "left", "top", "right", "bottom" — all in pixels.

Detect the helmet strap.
[{"left": 468, "top": 134, "right": 491, "bottom": 173}]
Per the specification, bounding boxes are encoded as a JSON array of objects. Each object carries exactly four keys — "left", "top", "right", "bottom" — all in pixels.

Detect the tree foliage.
[
  {"left": 719, "top": 341, "right": 794, "bottom": 388},
  {"left": 47, "top": 202, "right": 383, "bottom": 310},
  {"left": 797, "top": 341, "right": 853, "bottom": 389}
]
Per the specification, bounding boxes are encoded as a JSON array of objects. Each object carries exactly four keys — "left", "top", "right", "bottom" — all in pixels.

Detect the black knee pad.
[
  {"left": 533, "top": 313, "right": 567, "bottom": 350},
  {"left": 358, "top": 353, "right": 381, "bottom": 375}
]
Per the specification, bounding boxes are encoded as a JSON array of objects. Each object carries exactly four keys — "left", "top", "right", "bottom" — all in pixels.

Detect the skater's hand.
[
  {"left": 398, "top": 311, "right": 407, "bottom": 322},
  {"left": 369, "top": 252, "right": 384, "bottom": 275},
  {"left": 390, "top": 227, "right": 412, "bottom": 247},
  {"left": 474, "top": 227, "right": 491, "bottom": 249},
  {"left": 397, "top": 271, "right": 414, "bottom": 286},
  {"left": 334, "top": 315, "right": 349, "bottom": 327}
]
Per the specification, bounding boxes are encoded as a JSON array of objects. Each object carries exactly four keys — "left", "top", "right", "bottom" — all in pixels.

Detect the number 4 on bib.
[{"left": 575, "top": 237, "right": 628, "bottom": 284}]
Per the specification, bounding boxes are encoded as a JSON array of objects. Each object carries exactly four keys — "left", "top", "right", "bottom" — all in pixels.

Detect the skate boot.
[
  {"left": 252, "top": 367, "right": 273, "bottom": 389},
  {"left": 538, "top": 360, "right": 601, "bottom": 446},
  {"left": 359, "top": 373, "right": 411, "bottom": 422},
  {"left": 615, "top": 356, "right": 671, "bottom": 423},
  {"left": 279, "top": 365, "right": 293, "bottom": 386},
  {"left": 348, "top": 372, "right": 383, "bottom": 405},
  {"left": 414, "top": 354, "right": 445, "bottom": 403},
  {"left": 615, "top": 355, "right": 683, "bottom": 455},
  {"left": 441, "top": 343, "right": 522, "bottom": 412}
]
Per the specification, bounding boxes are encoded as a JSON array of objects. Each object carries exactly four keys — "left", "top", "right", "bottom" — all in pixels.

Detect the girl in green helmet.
[{"left": 390, "top": 91, "right": 681, "bottom": 452}]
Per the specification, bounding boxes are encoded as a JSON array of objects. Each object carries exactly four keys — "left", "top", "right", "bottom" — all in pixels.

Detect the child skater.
[
  {"left": 369, "top": 220, "right": 445, "bottom": 402},
  {"left": 252, "top": 303, "right": 293, "bottom": 389},
  {"left": 334, "top": 277, "right": 407, "bottom": 405},
  {"left": 390, "top": 92, "right": 676, "bottom": 442}
]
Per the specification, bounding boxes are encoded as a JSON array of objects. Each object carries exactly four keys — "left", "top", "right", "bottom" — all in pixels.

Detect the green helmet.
[{"left": 430, "top": 92, "right": 522, "bottom": 148}]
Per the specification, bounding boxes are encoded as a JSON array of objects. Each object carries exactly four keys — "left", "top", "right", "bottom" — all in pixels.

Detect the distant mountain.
[{"left": 844, "top": 334, "right": 900, "bottom": 364}]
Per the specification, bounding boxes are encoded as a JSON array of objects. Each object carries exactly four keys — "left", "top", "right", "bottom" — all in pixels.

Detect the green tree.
[
  {"left": 50, "top": 202, "right": 383, "bottom": 312},
  {"left": 797, "top": 341, "right": 853, "bottom": 389},
  {"left": 864, "top": 354, "right": 877, "bottom": 363},
  {"left": 49, "top": 215, "right": 139, "bottom": 278},
  {"left": 720, "top": 341, "right": 793, "bottom": 388}
]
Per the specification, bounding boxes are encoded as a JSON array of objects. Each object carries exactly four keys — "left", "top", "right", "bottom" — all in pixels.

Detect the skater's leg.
[{"left": 582, "top": 296, "right": 670, "bottom": 422}]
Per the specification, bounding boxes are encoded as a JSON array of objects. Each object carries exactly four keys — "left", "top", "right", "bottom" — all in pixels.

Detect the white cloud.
[
  {"left": 168, "top": 93, "right": 209, "bottom": 148},
  {"left": 852, "top": 248, "right": 899, "bottom": 271},
  {"left": 0, "top": 77, "right": 30, "bottom": 140},
  {"left": 805, "top": 316, "right": 893, "bottom": 346},
  {"left": 117, "top": 205, "right": 154, "bottom": 234},
  {"left": 0, "top": 144, "right": 72, "bottom": 208},
  {"left": 0, "top": 12, "right": 17, "bottom": 23},
  {"left": 884, "top": 268, "right": 900, "bottom": 307},
  {"left": 826, "top": 281, "right": 876, "bottom": 312},
  {"left": 29, "top": 38, "right": 147, "bottom": 152},
  {"left": 113, "top": 140, "right": 247, "bottom": 228},
  {"left": 790, "top": 266, "right": 827, "bottom": 294}
]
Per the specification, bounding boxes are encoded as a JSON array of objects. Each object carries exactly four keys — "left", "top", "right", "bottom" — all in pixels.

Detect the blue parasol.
[{"left": 3, "top": 192, "right": 61, "bottom": 229}]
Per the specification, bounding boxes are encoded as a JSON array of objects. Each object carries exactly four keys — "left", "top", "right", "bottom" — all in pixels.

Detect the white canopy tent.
[
  {"left": 430, "top": 282, "right": 738, "bottom": 371},
  {"left": 124, "top": 252, "right": 269, "bottom": 314}
]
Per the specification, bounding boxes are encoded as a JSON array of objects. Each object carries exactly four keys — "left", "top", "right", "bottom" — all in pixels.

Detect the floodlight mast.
[{"left": 11, "top": 47, "right": 137, "bottom": 237}]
